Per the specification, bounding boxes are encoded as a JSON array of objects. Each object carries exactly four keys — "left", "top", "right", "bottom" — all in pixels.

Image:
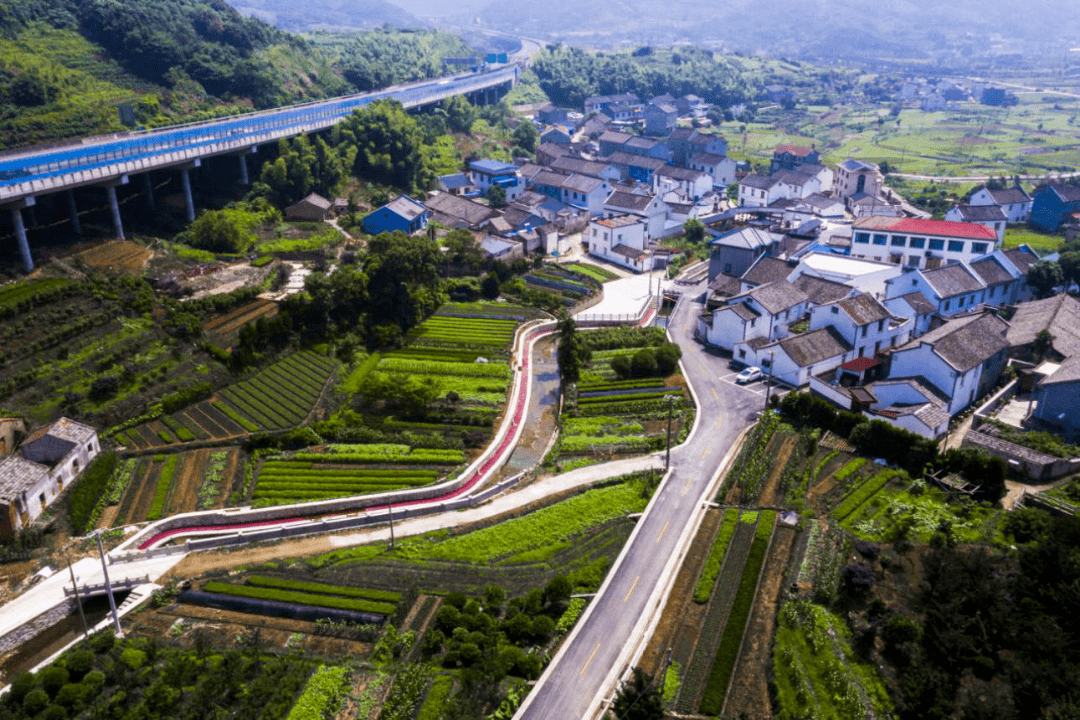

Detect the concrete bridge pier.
[
  {"left": 7, "top": 197, "right": 36, "bottom": 273},
  {"left": 143, "top": 173, "right": 155, "bottom": 211},
  {"left": 104, "top": 175, "right": 129, "bottom": 240},
  {"left": 237, "top": 149, "right": 255, "bottom": 185},
  {"left": 66, "top": 190, "right": 81, "bottom": 235},
  {"left": 179, "top": 160, "right": 201, "bottom": 222}
]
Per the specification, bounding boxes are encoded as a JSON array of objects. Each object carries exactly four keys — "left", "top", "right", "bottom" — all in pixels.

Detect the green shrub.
[
  {"left": 693, "top": 508, "right": 740, "bottom": 603},
  {"left": 286, "top": 665, "right": 349, "bottom": 720},
  {"left": 146, "top": 455, "right": 179, "bottom": 522},
  {"left": 833, "top": 457, "right": 867, "bottom": 483},
  {"left": 68, "top": 452, "right": 117, "bottom": 535}
]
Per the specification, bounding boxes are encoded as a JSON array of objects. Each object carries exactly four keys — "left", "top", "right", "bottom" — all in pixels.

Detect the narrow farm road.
[{"left": 514, "top": 285, "right": 765, "bottom": 720}]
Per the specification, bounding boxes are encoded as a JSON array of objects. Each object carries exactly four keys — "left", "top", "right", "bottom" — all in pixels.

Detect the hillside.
[{"left": 224, "top": 0, "right": 426, "bottom": 31}]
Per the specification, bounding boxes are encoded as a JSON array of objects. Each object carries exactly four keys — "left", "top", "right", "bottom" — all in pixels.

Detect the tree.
[
  {"left": 364, "top": 231, "right": 445, "bottom": 335},
  {"left": 481, "top": 272, "right": 500, "bottom": 300},
  {"left": 683, "top": 217, "right": 705, "bottom": 243},
  {"left": 487, "top": 183, "right": 507, "bottom": 208},
  {"left": 511, "top": 120, "right": 539, "bottom": 154},
  {"left": 609, "top": 667, "right": 664, "bottom": 720},
  {"left": 337, "top": 100, "right": 435, "bottom": 192},
  {"left": 1034, "top": 329, "right": 1056, "bottom": 361},
  {"left": 443, "top": 229, "right": 484, "bottom": 271},
  {"left": 557, "top": 312, "right": 591, "bottom": 384},
  {"left": 185, "top": 207, "right": 258, "bottom": 253},
  {"left": 443, "top": 94, "right": 477, "bottom": 133},
  {"left": 1027, "top": 261, "right": 1064, "bottom": 299},
  {"left": 1059, "top": 251, "right": 1080, "bottom": 288}
]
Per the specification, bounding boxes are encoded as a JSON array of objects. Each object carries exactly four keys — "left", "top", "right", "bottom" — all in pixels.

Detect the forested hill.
[
  {"left": 0, "top": 0, "right": 469, "bottom": 150},
  {"left": 223, "top": 0, "right": 426, "bottom": 32}
]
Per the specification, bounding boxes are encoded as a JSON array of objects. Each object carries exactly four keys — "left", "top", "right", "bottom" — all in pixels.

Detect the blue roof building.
[
  {"left": 362, "top": 194, "right": 428, "bottom": 236},
  {"left": 469, "top": 160, "right": 522, "bottom": 200}
]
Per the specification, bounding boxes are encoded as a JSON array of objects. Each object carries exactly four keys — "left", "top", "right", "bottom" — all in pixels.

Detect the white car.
[{"left": 735, "top": 366, "right": 763, "bottom": 384}]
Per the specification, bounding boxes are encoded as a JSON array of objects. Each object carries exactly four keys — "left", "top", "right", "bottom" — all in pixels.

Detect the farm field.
[
  {"left": 202, "top": 298, "right": 279, "bottom": 349},
  {"left": 551, "top": 326, "right": 692, "bottom": 471},
  {"left": 520, "top": 264, "right": 605, "bottom": 306},
  {"left": 108, "top": 447, "right": 242, "bottom": 525},
  {"left": 73, "top": 240, "right": 152, "bottom": 273},
  {"left": 119, "top": 349, "right": 338, "bottom": 450},
  {"left": 717, "top": 96, "right": 1080, "bottom": 178}
]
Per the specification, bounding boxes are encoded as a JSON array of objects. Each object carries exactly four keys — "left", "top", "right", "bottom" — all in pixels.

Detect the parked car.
[{"left": 735, "top": 366, "right": 763, "bottom": 384}]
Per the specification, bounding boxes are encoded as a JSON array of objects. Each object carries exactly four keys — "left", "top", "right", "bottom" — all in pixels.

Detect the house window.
[
  {"left": 861, "top": 326, "right": 868, "bottom": 337},
  {"left": 972, "top": 242, "right": 988, "bottom": 255},
  {"left": 911, "top": 278, "right": 918, "bottom": 286},
  {"left": 959, "top": 296, "right": 965, "bottom": 307},
  {"left": 891, "top": 235, "right": 907, "bottom": 247},
  {"left": 872, "top": 234, "right": 887, "bottom": 246},
  {"left": 724, "top": 264, "right": 732, "bottom": 273},
  {"left": 738, "top": 349, "right": 746, "bottom": 359},
  {"left": 72, "top": 459, "right": 79, "bottom": 473},
  {"left": 831, "top": 306, "right": 839, "bottom": 314},
  {"left": 929, "top": 238, "right": 945, "bottom": 250},
  {"left": 877, "top": 319, "right": 884, "bottom": 332},
  {"left": 947, "top": 240, "right": 965, "bottom": 253},
  {"left": 944, "top": 300, "right": 951, "bottom": 310},
  {"left": 854, "top": 233, "right": 870, "bottom": 244},
  {"left": 750, "top": 318, "right": 756, "bottom": 327},
  {"left": 910, "top": 237, "right": 925, "bottom": 249}
]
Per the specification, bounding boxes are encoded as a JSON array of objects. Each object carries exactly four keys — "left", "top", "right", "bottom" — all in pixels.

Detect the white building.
[
  {"left": 808, "top": 292, "right": 912, "bottom": 359},
  {"left": 883, "top": 263, "right": 987, "bottom": 319},
  {"left": 689, "top": 152, "right": 738, "bottom": 189},
  {"left": 656, "top": 165, "right": 713, "bottom": 201},
  {"left": 833, "top": 158, "right": 884, "bottom": 201},
  {"left": 603, "top": 190, "right": 668, "bottom": 241},
  {"left": 588, "top": 214, "right": 652, "bottom": 272},
  {"left": 788, "top": 252, "right": 904, "bottom": 299},
  {"left": 969, "top": 186, "right": 1032, "bottom": 223},
  {"left": 701, "top": 280, "right": 809, "bottom": 352},
  {"left": 945, "top": 204, "right": 1007, "bottom": 244},
  {"left": 0, "top": 418, "right": 100, "bottom": 537},
  {"left": 851, "top": 217, "right": 999, "bottom": 270}
]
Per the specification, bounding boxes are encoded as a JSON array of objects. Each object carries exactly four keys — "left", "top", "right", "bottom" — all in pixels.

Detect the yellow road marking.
[
  {"left": 580, "top": 643, "right": 601, "bottom": 676},
  {"left": 702, "top": 444, "right": 712, "bottom": 460},
  {"left": 717, "top": 416, "right": 723, "bottom": 429},
  {"left": 623, "top": 575, "right": 641, "bottom": 603},
  {"left": 656, "top": 520, "right": 670, "bottom": 544},
  {"left": 712, "top": 387, "right": 719, "bottom": 399},
  {"left": 681, "top": 476, "right": 693, "bottom": 497}
]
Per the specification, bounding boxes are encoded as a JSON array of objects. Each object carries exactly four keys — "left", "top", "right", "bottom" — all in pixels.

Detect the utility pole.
[
  {"left": 95, "top": 531, "right": 122, "bottom": 636},
  {"left": 665, "top": 395, "right": 677, "bottom": 469},
  {"left": 68, "top": 560, "right": 89, "bottom": 640},
  {"left": 764, "top": 349, "right": 776, "bottom": 410},
  {"left": 387, "top": 503, "right": 395, "bottom": 550}
]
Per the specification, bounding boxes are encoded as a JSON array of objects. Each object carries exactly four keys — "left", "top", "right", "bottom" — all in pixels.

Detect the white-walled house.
[
  {"left": 656, "top": 165, "right": 712, "bottom": 201},
  {"left": 834, "top": 158, "right": 884, "bottom": 200},
  {"left": 969, "top": 253, "right": 1024, "bottom": 307},
  {"left": 808, "top": 293, "right": 912, "bottom": 359},
  {"left": 738, "top": 174, "right": 784, "bottom": 207},
  {"left": 788, "top": 252, "right": 904, "bottom": 299},
  {"left": 588, "top": 215, "right": 652, "bottom": 272},
  {"left": 604, "top": 190, "right": 668, "bottom": 240},
  {"left": 740, "top": 327, "right": 854, "bottom": 388},
  {"left": 851, "top": 217, "right": 999, "bottom": 270},
  {"left": 469, "top": 160, "right": 523, "bottom": 201},
  {"left": 701, "top": 280, "right": 809, "bottom": 351},
  {"left": 883, "top": 263, "right": 986, "bottom": 318},
  {"left": 969, "top": 186, "right": 1032, "bottom": 223},
  {"left": 887, "top": 311, "right": 1010, "bottom": 416},
  {"left": 0, "top": 417, "right": 100, "bottom": 537},
  {"left": 884, "top": 291, "right": 937, "bottom": 337},
  {"left": 690, "top": 152, "right": 737, "bottom": 189},
  {"left": 945, "top": 204, "right": 1007, "bottom": 244}
]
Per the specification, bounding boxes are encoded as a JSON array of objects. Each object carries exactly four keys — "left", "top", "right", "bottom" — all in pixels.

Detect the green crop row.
[
  {"left": 699, "top": 512, "right": 774, "bottom": 716},
  {"left": 376, "top": 358, "right": 511, "bottom": 378},
  {"left": 832, "top": 457, "right": 867, "bottom": 483},
  {"left": 202, "top": 581, "right": 396, "bottom": 615},
  {"left": 415, "top": 675, "right": 454, "bottom": 720},
  {"left": 146, "top": 455, "right": 180, "bottom": 522},
  {"left": 293, "top": 450, "right": 464, "bottom": 465},
  {"left": 693, "top": 508, "right": 741, "bottom": 604},
  {"left": 212, "top": 400, "right": 259, "bottom": 432},
  {"left": 286, "top": 664, "right": 349, "bottom": 720},
  {"left": 246, "top": 575, "right": 401, "bottom": 602},
  {"left": 156, "top": 429, "right": 175, "bottom": 444},
  {"left": 832, "top": 470, "right": 895, "bottom": 521},
  {"left": 161, "top": 415, "right": 196, "bottom": 442}
]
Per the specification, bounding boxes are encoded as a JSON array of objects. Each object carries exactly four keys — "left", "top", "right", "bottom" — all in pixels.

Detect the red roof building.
[{"left": 852, "top": 216, "right": 999, "bottom": 270}]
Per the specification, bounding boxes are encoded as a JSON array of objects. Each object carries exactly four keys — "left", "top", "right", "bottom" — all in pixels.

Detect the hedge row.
[
  {"left": 68, "top": 451, "right": 117, "bottom": 535},
  {"left": 699, "top": 510, "right": 775, "bottom": 716},
  {"left": 146, "top": 455, "right": 180, "bottom": 522},
  {"left": 246, "top": 575, "right": 401, "bottom": 602},
  {"left": 202, "top": 581, "right": 396, "bottom": 615}
]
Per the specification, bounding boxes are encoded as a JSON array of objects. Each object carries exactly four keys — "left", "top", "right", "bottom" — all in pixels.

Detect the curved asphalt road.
[{"left": 515, "top": 283, "right": 767, "bottom": 720}]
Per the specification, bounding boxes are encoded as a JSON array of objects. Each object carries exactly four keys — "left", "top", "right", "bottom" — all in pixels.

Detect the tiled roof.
[
  {"left": 531, "top": 169, "right": 571, "bottom": 187},
  {"left": 791, "top": 275, "right": 853, "bottom": 305},
  {"left": 439, "top": 173, "right": 471, "bottom": 189},
  {"left": 612, "top": 244, "right": 646, "bottom": 260},
  {"left": 1002, "top": 246, "right": 1040, "bottom": 273},
  {"left": 1042, "top": 354, "right": 1080, "bottom": 386},
  {"left": 381, "top": 195, "right": 426, "bottom": 221},
  {"left": 952, "top": 204, "right": 1007, "bottom": 222},
  {"left": 691, "top": 152, "right": 727, "bottom": 166},
  {"left": 740, "top": 173, "right": 778, "bottom": 190},
  {"left": 853, "top": 216, "right": 997, "bottom": 240},
  {"left": 606, "top": 152, "right": 666, "bottom": 171},
  {"left": 922, "top": 263, "right": 985, "bottom": 298},
  {"left": 985, "top": 186, "right": 1030, "bottom": 205},
  {"left": 561, "top": 174, "right": 605, "bottom": 193},
  {"left": 898, "top": 312, "right": 1009, "bottom": 372},
  {"left": 658, "top": 165, "right": 708, "bottom": 182},
  {"left": 745, "top": 280, "right": 808, "bottom": 314},
  {"left": 595, "top": 214, "right": 642, "bottom": 229},
  {"left": 896, "top": 291, "right": 936, "bottom": 315},
  {"left": 550, "top": 156, "right": 614, "bottom": 178},
  {"left": 710, "top": 227, "right": 778, "bottom": 251},
  {"left": 730, "top": 303, "right": 761, "bottom": 321},
  {"left": 774, "top": 144, "right": 815, "bottom": 157},
  {"left": 970, "top": 256, "right": 1016, "bottom": 286},
  {"left": 0, "top": 455, "right": 49, "bottom": 504},
  {"left": 598, "top": 130, "right": 634, "bottom": 145},
  {"left": 424, "top": 192, "right": 498, "bottom": 226},
  {"left": 741, "top": 256, "right": 792, "bottom": 287},
  {"left": 1049, "top": 183, "right": 1080, "bottom": 203},
  {"left": 605, "top": 190, "right": 655, "bottom": 213},
  {"left": 1006, "top": 294, "right": 1080, "bottom": 358},
  {"left": 291, "top": 193, "right": 331, "bottom": 210},
  {"left": 837, "top": 293, "right": 892, "bottom": 325},
  {"left": 779, "top": 326, "right": 852, "bottom": 367}
]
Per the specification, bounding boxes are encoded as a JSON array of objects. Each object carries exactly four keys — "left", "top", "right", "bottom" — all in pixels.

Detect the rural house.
[
  {"left": 1030, "top": 183, "right": 1080, "bottom": 231},
  {"left": 362, "top": 195, "right": 428, "bottom": 236},
  {"left": 285, "top": 193, "right": 332, "bottom": 221},
  {"left": 969, "top": 185, "right": 1032, "bottom": 223}
]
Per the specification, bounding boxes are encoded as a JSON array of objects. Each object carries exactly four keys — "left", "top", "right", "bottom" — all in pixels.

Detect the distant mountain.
[
  {"left": 223, "top": 0, "right": 427, "bottom": 31},
  {"left": 464, "top": 0, "right": 1080, "bottom": 60}
]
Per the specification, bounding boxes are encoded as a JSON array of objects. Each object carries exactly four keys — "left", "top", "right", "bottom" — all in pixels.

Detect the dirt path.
[
  {"left": 757, "top": 435, "right": 796, "bottom": 506},
  {"left": 724, "top": 525, "right": 797, "bottom": 720},
  {"left": 169, "top": 450, "right": 209, "bottom": 515}
]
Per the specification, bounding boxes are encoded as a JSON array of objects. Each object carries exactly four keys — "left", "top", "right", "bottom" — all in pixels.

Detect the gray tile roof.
[
  {"left": 869, "top": 376, "right": 951, "bottom": 429},
  {"left": 531, "top": 169, "right": 572, "bottom": 187},
  {"left": 1049, "top": 183, "right": 1080, "bottom": 203},
  {"left": 605, "top": 190, "right": 655, "bottom": 213},
  {"left": 730, "top": 303, "right": 761, "bottom": 321},
  {"left": 792, "top": 275, "right": 854, "bottom": 305},
  {"left": 658, "top": 165, "right": 708, "bottom": 182},
  {"left": 970, "top": 256, "right": 1015, "bottom": 286},
  {"left": 691, "top": 152, "right": 727, "bottom": 166},
  {"left": 424, "top": 192, "right": 498, "bottom": 227},
  {"left": 740, "top": 173, "right": 778, "bottom": 190},
  {"left": 1006, "top": 293, "right": 1080, "bottom": 358},
  {"left": 899, "top": 312, "right": 1009, "bottom": 372},
  {"left": 896, "top": 291, "right": 936, "bottom": 315},
  {"left": 1042, "top": 354, "right": 1080, "bottom": 386},
  {"left": 741, "top": 256, "right": 792, "bottom": 287},
  {"left": 1002, "top": 246, "right": 1040, "bottom": 274},
  {"left": 606, "top": 152, "right": 666, "bottom": 171},
  {"left": 985, "top": 186, "right": 1030, "bottom": 205},
  {"left": 838, "top": 293, "right": 892, "bottom": 326},
  {"left": 779, "top": 326, "right": 852, "bottom": 367},
  {"left": 922, "top": 263, "right": 985, "bottom": 298},
  {"left": 549, "top": 156, "right": 614, "bottom": 178},
  {"left": 0, "top": 455, "right": 49, "bottom": 504},
  {"left": 710, "top": 227, "right": 778, "bottom": 251},
  {"left": 745, "top": 280, "right": 808, "bottom": 314},
  {"left": 953, "top": 204, "right": 1007, "bottom": 222},
  {"left": 598, "top": 130, "right": 634, "bottom": 145},
  {"left": 561, "top": 174, "right": 605, "bottom": 193}
]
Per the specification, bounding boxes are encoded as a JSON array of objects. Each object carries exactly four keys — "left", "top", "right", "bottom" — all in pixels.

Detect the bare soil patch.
[
  {"left": 76, "top": 240, "right": 152, "bottom": 273},
  {"left": 168, "top": 449, "right": 209, "bottom": 515},
  {"left": 757, "top": 434, "right": 796, "bottom": 506},
  {"left": 121, "top": 460, "right": 161, "bottom": 525}
]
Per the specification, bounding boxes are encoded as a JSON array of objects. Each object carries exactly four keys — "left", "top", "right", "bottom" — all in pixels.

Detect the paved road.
[{"left": 515, "top": 284, "right": 766, "bottom": 720}]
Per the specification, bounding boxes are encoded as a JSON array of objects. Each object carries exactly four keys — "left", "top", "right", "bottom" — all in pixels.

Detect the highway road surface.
[{"left": 515, "top": 282, "right": 773, "bottom": 720}]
